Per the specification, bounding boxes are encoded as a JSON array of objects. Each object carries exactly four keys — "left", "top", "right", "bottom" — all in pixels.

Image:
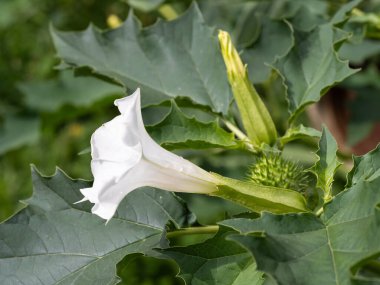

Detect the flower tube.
[{"left": 80, "top": 88, "right": 219, "bottom": 221}]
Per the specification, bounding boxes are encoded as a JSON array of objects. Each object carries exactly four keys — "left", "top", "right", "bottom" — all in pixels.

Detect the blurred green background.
[
  {"left": 0, "top": 0, "right": 130, "bottom": 221},
  {"left": 1, "top": 0, "right": 380, "bottom": 283}
]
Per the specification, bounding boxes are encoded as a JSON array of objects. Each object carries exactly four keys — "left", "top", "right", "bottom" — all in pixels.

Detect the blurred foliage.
[
  {"left": 117, "top": 254, "right": 184, "bottom": 285},
  {"left": 0, "top": 0, "right": 129, "bottom": 104},
  {"left": 0, "top": 0, "right": 130, "bottom": 221}
]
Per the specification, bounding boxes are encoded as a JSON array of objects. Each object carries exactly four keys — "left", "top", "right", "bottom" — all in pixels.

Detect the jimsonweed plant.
[{"left": 1, "top": 1, "right": 380, "bottom": 285}]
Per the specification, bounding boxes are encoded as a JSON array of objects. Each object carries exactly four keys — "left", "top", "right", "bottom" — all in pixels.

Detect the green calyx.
[
  {"left": 211, "top": 173, "right": 309, "bottom": 214},
  {"left": 248, "top": 153, "right": 310, "bottom": 193}
]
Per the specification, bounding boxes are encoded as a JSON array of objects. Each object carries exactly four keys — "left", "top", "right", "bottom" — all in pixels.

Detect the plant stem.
[
  {"left": 166, "top": 225, "right": 219, "bottom": 239},
  {"left": 223, "top": 120, "right": 256, "bottom": 152},
  {"left": 224, "top": 120, "right": 247, "bottom": 141},
  {"left": 315, "top": 206, "right": 324, "bottom": 216}
]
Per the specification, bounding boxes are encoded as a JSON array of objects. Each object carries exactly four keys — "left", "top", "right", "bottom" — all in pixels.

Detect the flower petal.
[
  {"left": 91, "top": 115, "right": 142, "bottom": 163},
  {"left": 90, "top": 158, "right": 218, "bottom": 220},
  {"left": 114, "top": 88, "right": 218, "bottom": 185},
  {"left": 131, "top": 159, "right": 218, "bottom": 194}
]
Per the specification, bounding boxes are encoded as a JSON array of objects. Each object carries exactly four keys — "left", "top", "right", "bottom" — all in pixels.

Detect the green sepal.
[{"left": 211, "top": 174, "right": 309, "bottom": 214}]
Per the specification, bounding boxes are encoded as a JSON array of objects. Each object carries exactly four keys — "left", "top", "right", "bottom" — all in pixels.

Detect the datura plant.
[
  {"left": 1, "top": 1, "right": 380, "bottom": 285},
  {"left": 81, "top": 88, "right": 307, "bottom": 221}
]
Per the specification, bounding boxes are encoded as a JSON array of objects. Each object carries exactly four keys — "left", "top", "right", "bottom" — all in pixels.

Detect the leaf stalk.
[{"left": 166, "top": 225, "right": 219, "bottom": 238}]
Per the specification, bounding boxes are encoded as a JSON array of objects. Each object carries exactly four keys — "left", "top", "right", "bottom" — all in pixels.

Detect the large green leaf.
[
  {"left": 201, "top": 1, "right": 294, "bottom": 84},
  {"left": 0, "top": 115, "right": 40, "bottom": 155},
  {"left": 0, "top": 167, "right": 193, "bottom": 285},
  {"left": 51, "top": 4, "right": 232, "bottom": 114},
  {"left": 19, "top": 70, "right": 123, "bottom": 112},
  {"left": 159, "top": 226, "right": 264, "bottom": 285},
  {"left": 221, "top": 144, "right": 380, "bottom": 285},
  {"left": 330, "top": 0, "right": 362, "bottom": 25},
  {"left": 243, "top": 18, "right": 294, "bottom": 84},
  {"left": 310, "top": 127, "right": 342, "bottom": 201},
  {"left": 146, "top": 101, "right": 237, "bottom": 150},
  {"left": 200, "top": 1, "right": 261, "bottom": 49},
  {"left": 274, "top": 23, "right": 357, "bottom": 122}
]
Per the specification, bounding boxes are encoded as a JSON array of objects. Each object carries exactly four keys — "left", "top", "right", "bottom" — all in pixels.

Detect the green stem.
[
  {"left": 223, "top": 120, "right": 257, "bottom": 152},
  {"left": 224, "top": 120, "right": 248, "bottom": 141},
  {"left": 166, "top": 225, "right": 219, "bottom": 239},
  {"left": 315, "top": 193, "right": 331, "bottom": 217},
  {"left": 315, "top": 206, "right": 324, "bottom": 216}
]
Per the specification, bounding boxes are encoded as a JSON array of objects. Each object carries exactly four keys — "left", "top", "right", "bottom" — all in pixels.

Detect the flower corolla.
[{"left": 80, "top": 88, "right": 219, "bottom": 220}]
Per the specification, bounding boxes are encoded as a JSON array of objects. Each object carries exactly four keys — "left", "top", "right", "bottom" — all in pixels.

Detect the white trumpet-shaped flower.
[{"left": 80, "top": 88, "right": 219, "bottom": 221}]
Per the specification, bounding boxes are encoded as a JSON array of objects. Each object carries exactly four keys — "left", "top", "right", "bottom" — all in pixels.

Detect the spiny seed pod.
[{"left": 248, "top": 153, "right": 310, "bottom": 193}]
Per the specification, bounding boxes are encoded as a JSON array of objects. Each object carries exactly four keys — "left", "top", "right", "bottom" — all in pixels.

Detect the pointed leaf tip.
[{"left": 310, "top": 126, "right": 342, "bottom": 202}]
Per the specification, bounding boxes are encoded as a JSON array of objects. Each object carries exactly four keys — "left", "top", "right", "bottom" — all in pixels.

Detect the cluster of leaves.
[
  {"left": 0, "top": 0, "right": 129, "bottom": 221},
  {"left": 1, "top": 0, "right": 380, "bottom": 284}
]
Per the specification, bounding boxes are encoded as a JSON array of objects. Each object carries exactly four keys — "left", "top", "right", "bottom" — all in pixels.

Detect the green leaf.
[
  {"left": 0, "top": 167, "right": 193, "bottom": 285},
  {"left": 200, "top": 1, "right": 261, "bottom": 49},
  {"left": 212, "top": 175, "right": 309, "bottom": 214},
  {"left": 330, "top": 0, "right": 362, "bottom": 25},
  {"left": 159, "top": 226, "right": 264, "bottom": 285},
  {"left": 279, "top": 124, "right": 321, "bottom": 146},
  {"left": 0, "top": 115, "right": 40, "bottom": 155},
  {"left": 351, "top": 257, "right": 380, "bottom": 284},
  {"left": 274, "top": 23, "right": 357, "bottom": 123},
  {"left": 146, "top": 101, "right": 237, "bottom": 150},
  {"left": 283, "top": 3, "right": 326, "bottom": 32},
  {"left": 116, "top": 253, "right": 183, "bottom": 285},
  {"left": 340, "top": 39, "right": 380, "bottom": 64},
  {"left": 243, "top": 18, "right": 294, "bottom": 84},
  {"left": 346, "top": 144, "right": 380, "bottom": 188},
  {"left": 19, "top": 70, "right": 123, "bottom": 112},
  {"left": 310, "top": 127, "right": 342, "bottom": 202},
  {"left": 51, "top": 4, "right": 232, "bottom": 114},
  {"left": 222, "top": 144, "right": 380, "bottom": 285}
]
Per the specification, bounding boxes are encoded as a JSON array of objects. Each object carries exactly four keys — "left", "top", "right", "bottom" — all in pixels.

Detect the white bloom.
[{"left": 80, "top": 88, "right": 219, "bottom": 221}]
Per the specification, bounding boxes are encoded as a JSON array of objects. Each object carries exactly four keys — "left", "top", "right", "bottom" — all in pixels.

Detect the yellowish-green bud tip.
[
  {"left": 218, "top": 30, "right": 278, "bottom": 146},
  {"left": 218, "top": 30, "right": 246, "bottom": 79}
]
